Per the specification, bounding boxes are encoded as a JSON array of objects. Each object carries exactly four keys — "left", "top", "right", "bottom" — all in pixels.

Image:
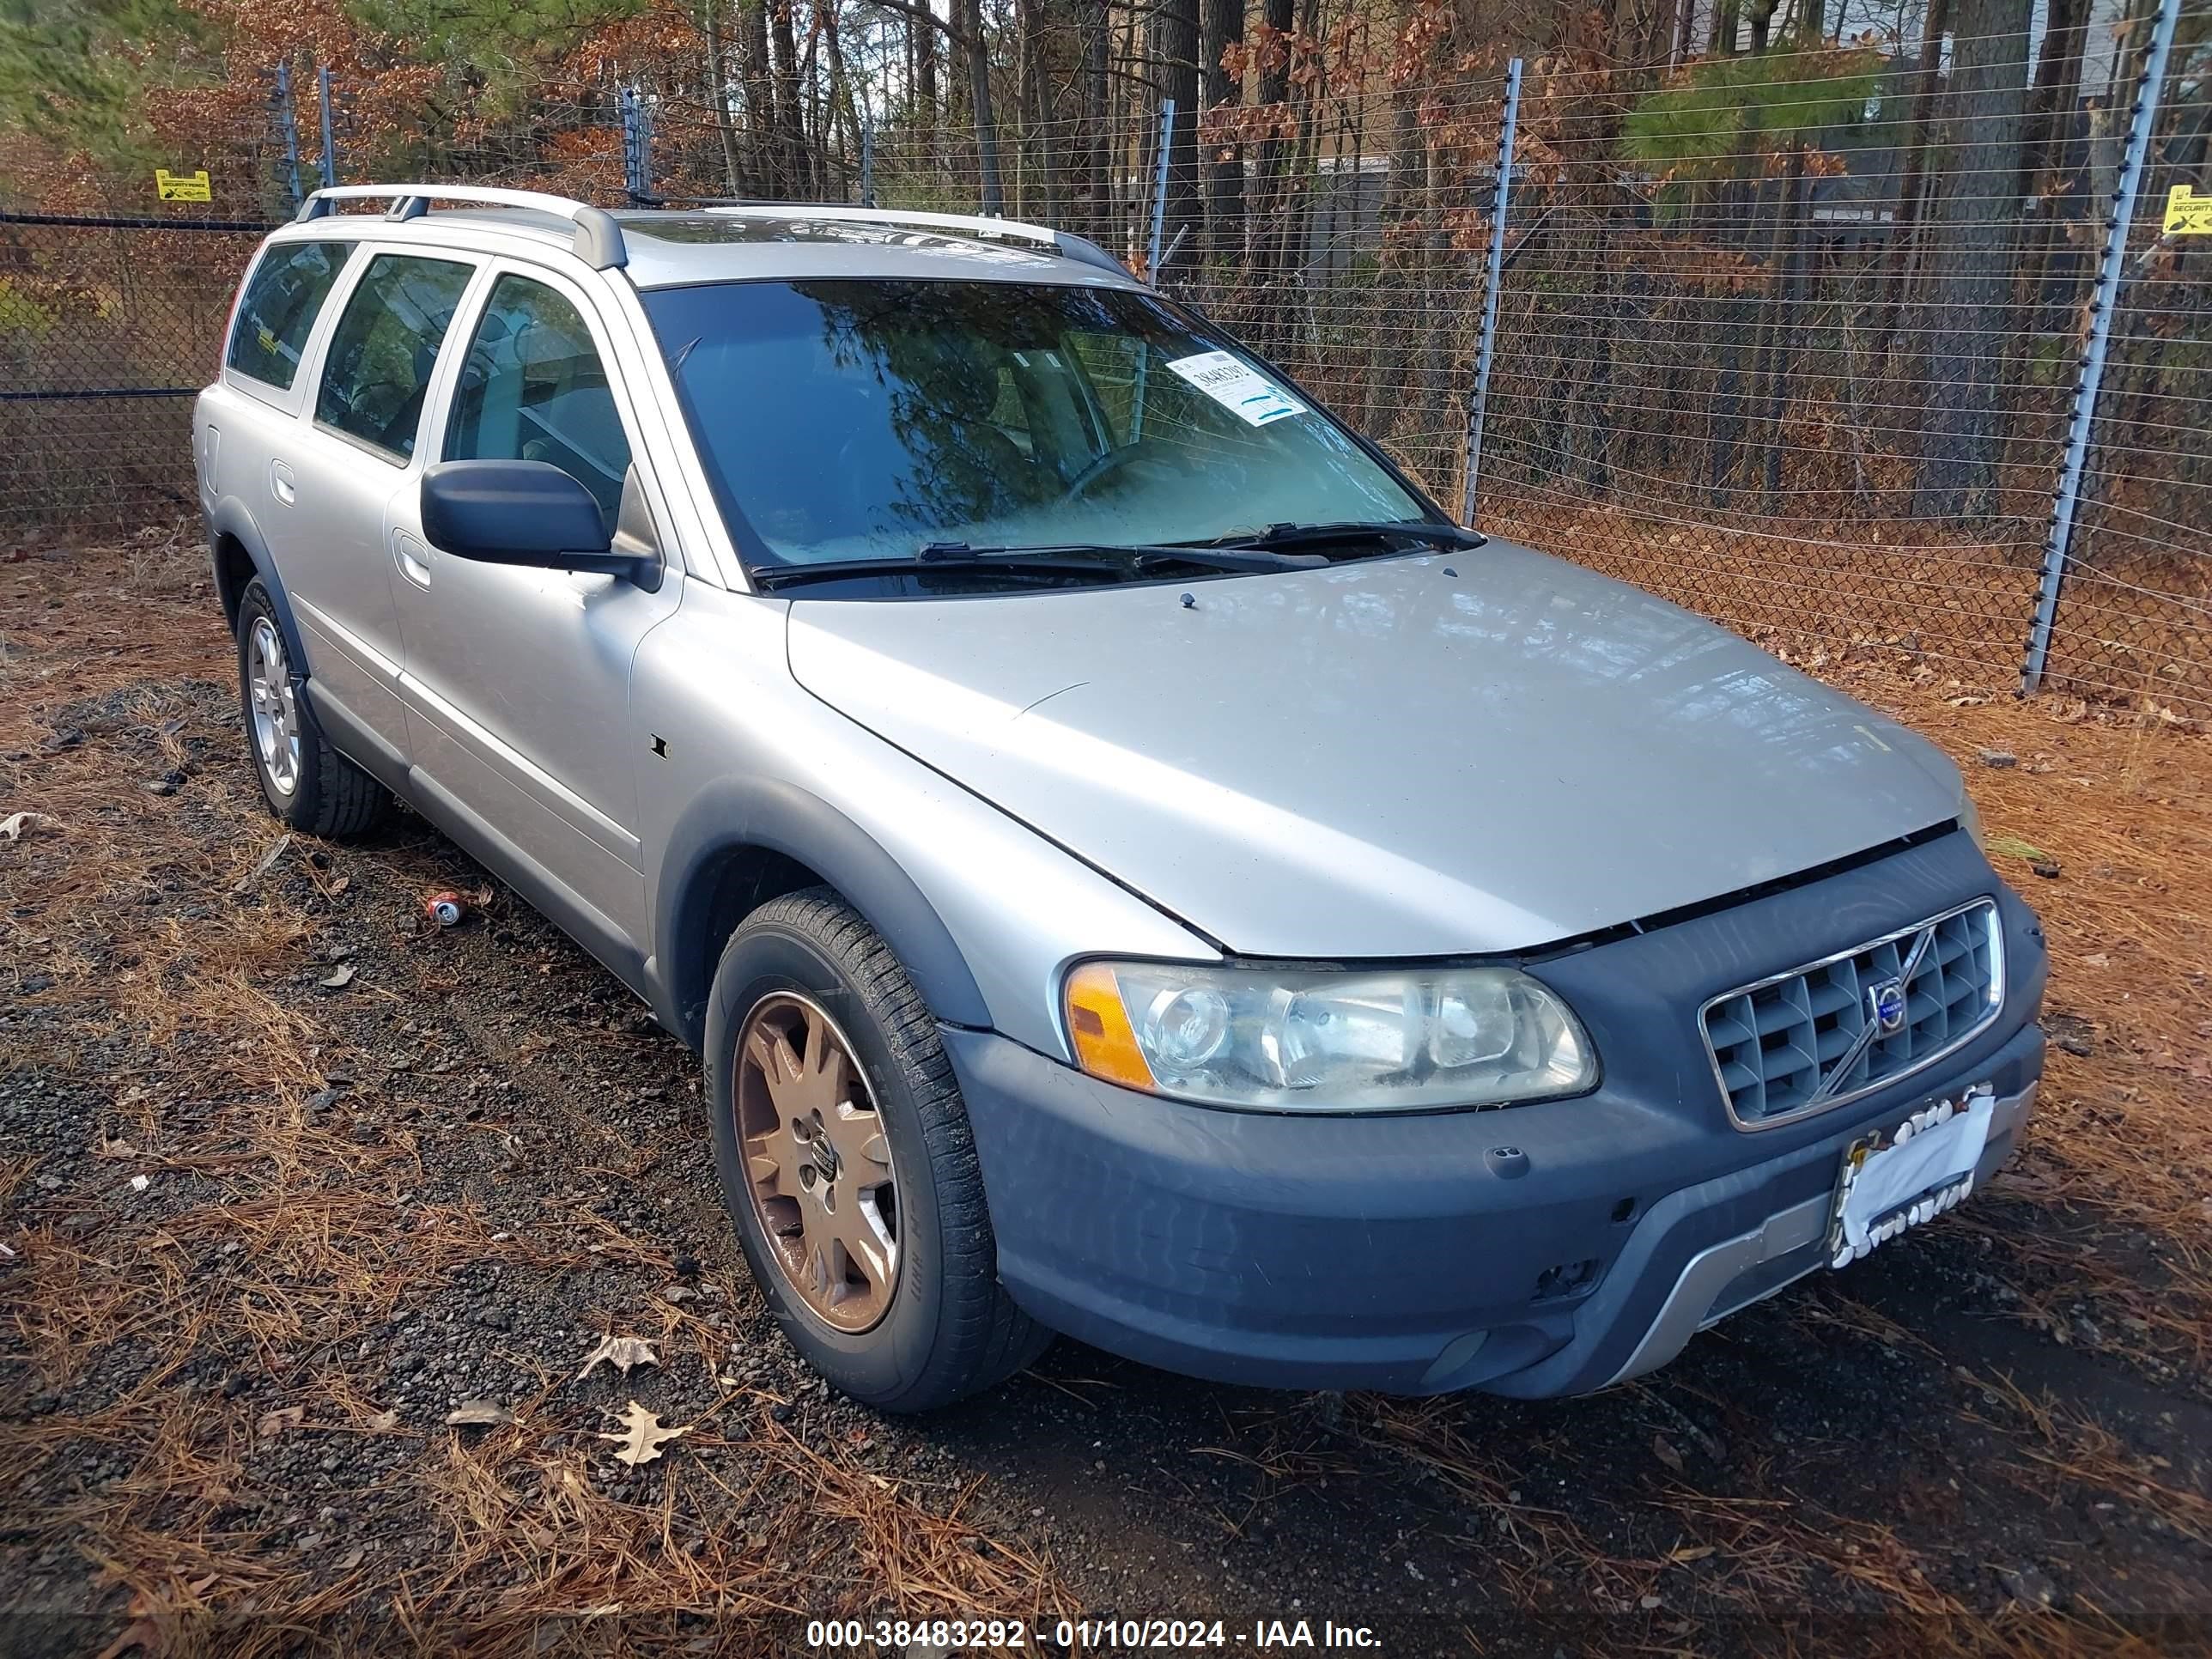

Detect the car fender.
[
  {"left": 206, "top": 495, "right": 309, "bottom": 665},
  {"left": 655, "top": 774, "right": 992, "bottom": 1048}
]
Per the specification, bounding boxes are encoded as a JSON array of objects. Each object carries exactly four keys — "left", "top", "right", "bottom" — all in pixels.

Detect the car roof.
[{"left": 273, "top": 202, "right": 1143, "bottom": 293}]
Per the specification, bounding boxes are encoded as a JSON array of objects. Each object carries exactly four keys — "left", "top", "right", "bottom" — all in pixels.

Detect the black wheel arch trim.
[
  {"left": 658, "top": 775, "right": 992, "bottom": 1050},
  {"left": 207, "top": 499, "right": 309, "bottom": 667}
]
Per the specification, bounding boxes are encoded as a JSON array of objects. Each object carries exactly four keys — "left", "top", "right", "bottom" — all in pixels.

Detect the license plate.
[{"left": 1826, "top": 1084, "right": 1996, "bottom": 1269}]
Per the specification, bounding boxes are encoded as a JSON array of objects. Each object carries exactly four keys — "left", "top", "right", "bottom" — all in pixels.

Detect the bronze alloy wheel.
[{"left": 733, "top": 992, "right": 901, "bottom": 1332}]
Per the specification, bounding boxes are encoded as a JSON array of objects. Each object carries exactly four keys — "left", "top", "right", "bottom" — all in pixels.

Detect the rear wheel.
[
  {"left": 706, "top": 889, "right": 1049, "bottom": 1411},
  {"left": 234, "top": 579, "right": 388, "bottom": 836}
]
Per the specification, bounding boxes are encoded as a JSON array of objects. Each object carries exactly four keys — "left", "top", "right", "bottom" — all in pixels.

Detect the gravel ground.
[{"left": 3, "top": 537, "right": 2209, "bottom": 1656}]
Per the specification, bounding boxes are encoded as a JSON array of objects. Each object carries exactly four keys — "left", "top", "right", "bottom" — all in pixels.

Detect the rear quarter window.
[{"left": 226, "top": 240, "right": 353, "bottom": 391}]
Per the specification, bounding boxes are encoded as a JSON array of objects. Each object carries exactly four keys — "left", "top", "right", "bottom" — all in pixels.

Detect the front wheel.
[{"left": 705, "top": 889, "right": 1049, "bottom": 1411}]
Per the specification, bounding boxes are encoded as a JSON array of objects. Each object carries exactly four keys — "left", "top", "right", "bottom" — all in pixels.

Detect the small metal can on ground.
[{"left": 423, "top": 890, "right": 465, "bottom": 927}]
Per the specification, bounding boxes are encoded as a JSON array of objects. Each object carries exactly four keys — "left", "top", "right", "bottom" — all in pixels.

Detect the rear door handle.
[
  {"left": 270, "top": 460, "right": 297, "bottom": 506},
  {"left": 392, "top": 530, "right": 432, "bottom": 589}
]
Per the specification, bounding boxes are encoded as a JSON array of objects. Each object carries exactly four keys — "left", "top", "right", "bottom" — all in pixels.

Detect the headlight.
[{"left": 1062, "top": 960, "right": 1596, "bottom": 1112}]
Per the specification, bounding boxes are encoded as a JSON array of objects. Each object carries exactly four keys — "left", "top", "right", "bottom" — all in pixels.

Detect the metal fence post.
[
  {"left": 621, "top": 85, "right": 654, "bottom": 204},
  {"left": 317, "top": 64, "right": 337, "bottom": 189},
  {"left": 860, "top": 111, "right": 875, "bottom": 208},
  {"left": 1146, "top": 98, "right": 1176, "bottom": 279},
  {"left": 272, "top": 61, "right": 304, "bottom": 213},
  {"left": 1462, "top": 58, "right": 1522, "bottom": 528},
  {"left": 2021, "top": 0, "right": 2179, "bottom": 695}
]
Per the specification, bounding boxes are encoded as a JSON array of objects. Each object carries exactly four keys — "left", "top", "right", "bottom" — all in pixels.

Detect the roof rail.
[
  {"left": 295, "top": 185, "right": 627, "bottom": 270},
  {"left": 693, "top": 202, "right": 1132, "bottom": 280}
]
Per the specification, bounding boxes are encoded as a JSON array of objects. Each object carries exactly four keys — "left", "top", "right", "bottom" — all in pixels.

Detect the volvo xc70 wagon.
[{"left": 194, "top": 185, "right": 2048, "bottom": 1410}]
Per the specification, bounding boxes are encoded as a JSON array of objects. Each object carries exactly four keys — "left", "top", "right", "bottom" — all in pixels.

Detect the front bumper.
[{"left": 949, "top": 830, "right": 2049, "bottom": 1397}]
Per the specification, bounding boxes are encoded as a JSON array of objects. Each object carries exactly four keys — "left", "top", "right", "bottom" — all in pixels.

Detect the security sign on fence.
[
  {"left": 154, "top": 169, "right": 213, "bottom": 203},
  {"left": 1, "top": 25, "right": 2206, "bottom": 719}
]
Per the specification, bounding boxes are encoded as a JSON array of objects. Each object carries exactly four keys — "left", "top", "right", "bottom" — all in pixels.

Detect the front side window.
[
  {"left": 445, "top": 275, "right": 631, "bottom": 529},
  {"left": 226, "top": 240, "right": 352, "bottom": 390},
  {"left": 314, "top": 253, "right": 474, "bottom": 462},
  {"left": 641, "top": 279, "right": 1425, "bottom": 568}
]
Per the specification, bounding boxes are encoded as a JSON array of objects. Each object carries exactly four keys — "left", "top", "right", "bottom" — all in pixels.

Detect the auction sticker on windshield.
[{"left": 1166, "top": 350, "right": 1307, "bottom": 426}]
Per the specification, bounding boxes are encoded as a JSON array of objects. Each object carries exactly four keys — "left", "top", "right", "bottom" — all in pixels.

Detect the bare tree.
[
  {"left": 1202, "top": 0, "right": 1244, "bottom": 263},
  {"left": 1151, "top": 0, "right": 1201, "bottom": 270},
  {"left": 1911, "top": 0, "right": 2032, "bottom": 517}
]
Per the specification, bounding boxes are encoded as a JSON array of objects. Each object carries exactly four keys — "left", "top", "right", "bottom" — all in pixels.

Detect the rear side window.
[
  {"left": 226, "top": 240, "right": 352, "bottom": 390},
  {"left": 445, "top": 274, "right": 631, "bottom": 527},
  {"left": 314, "top": 253, "right": 474, "bottom": 462}
]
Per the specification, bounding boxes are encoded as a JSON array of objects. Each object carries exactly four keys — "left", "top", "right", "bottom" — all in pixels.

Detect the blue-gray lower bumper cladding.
[{"left": 947, "top": 830, "right": 2048, "bottom": 1397}]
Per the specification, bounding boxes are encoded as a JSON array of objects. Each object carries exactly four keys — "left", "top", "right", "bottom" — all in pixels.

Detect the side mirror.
[{"left": 421, "top": 459, "right": 654, "bottom": 586}]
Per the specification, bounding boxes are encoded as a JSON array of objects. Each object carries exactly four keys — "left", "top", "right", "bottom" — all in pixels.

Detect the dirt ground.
[{"left": 3, "top": 530, "right": 2209, "bottom": 1658}]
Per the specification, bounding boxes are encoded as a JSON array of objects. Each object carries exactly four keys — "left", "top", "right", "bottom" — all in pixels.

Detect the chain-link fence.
[{"left": 3, "top": 15, "right": 2206, "bottom": 714}]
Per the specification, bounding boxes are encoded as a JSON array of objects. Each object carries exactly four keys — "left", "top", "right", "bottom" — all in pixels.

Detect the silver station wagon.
[{"left": 194, "top": 185, "right": 2048, "bottom": 1410}]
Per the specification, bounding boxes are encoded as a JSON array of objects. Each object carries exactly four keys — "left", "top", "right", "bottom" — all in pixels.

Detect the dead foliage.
[{"left": 3, "top": 531, "right": 2206, "bottom": 1652}]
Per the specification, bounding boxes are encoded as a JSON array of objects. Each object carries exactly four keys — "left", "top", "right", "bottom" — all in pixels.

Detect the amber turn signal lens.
[{"left": 1063, "top": 962, "right": 1157, "bottom": 1092}]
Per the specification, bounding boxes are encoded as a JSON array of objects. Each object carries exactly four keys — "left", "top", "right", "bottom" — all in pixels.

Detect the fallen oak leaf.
[
  {"left": 255, "top": 1406, "right": 303, "bottom": 1440},
  {"left": 600, "top": 1400, "right": 689, "bottom": 1467},
  {"left": 575, "top": 1334, "right": 660, "bottom": 1382}
]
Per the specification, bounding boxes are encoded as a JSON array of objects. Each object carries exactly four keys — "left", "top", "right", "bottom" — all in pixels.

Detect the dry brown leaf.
[
  {"left": 600, "top": 1400, "right": 688, "bottom": 1467},
  {"left": 318, "top": 963, "right": 356, "bottom": 991},
  {"left": 0, "top": 811, "right": 52, "bottom": 843},
  {"left": 255, "top": 1406, "right": 303, "bottom": 1439},
  {"left": 1653, "top": 1431, "right": 1685, "bottom": 1473},
  {"left": 574, "top": 1334, "right": 660, "bottom": 1382},
  {"left": 444, "top": 1400, "right": 516, "bottom": 1428},
  {"left": 1668, "top": 1544, "right": 1716, "bottom": 1564},
  {"left": 366, "top": 1409, "right": 400, "bottom": 1432}
]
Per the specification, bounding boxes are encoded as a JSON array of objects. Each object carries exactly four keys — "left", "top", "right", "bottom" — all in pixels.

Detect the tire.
[
  {"left": 705, "top": 887, "right": 1050, "bottom": 1411},
  {"left": 235, "top": 577, "right": 389, "bottom": 837}
]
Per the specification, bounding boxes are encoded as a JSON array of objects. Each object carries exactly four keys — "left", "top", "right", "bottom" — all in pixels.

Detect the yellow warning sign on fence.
[
  {"left": 2165, "top": 185, "right": 2212, "bottom": 237},
  {"left": 155, "top": 168, "right": 212, "bottom": 203}
]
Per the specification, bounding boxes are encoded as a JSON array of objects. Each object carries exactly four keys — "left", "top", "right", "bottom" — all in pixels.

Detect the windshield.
[{"left": 641, "top": 278, "right": 1429, "bottom": 568}]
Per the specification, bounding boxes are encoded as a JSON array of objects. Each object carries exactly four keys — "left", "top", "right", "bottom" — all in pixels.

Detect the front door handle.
[
  {"left": 392, "top": 530, "right": 432, "bottom": 589},
  {"left": 270, "top": 459, "right": 297, "bottom": 506}
]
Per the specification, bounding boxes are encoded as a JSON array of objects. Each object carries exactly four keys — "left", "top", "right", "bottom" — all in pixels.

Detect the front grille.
[{"left": 1700, "top": 900, "right": 2003, "bottom": 1128}]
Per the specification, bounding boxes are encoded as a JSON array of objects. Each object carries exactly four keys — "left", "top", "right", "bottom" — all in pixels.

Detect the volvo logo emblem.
[{"left": 1869, "top": 977, "right": 1908, "bottom": 1036}]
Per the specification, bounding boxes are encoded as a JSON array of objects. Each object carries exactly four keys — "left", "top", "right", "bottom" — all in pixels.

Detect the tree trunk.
[
  {"left": 915, "top": 9, "right": 939, "bottom": 136},
  {"left": 1014, "top": 0, "right": 1050, "bottom": 217},
  {"left": 1249, "top": 0, "right": 1293, "bottom": 284},
  {"left": 1151, "top": 0, "right": 1201, "bottom": 276},
  {"left": 769, "top": 0, "right": 805, "bottom": 196},
  {"left": 2015, "top": 0, "right": 2087, "bottom": 334},
  {"left": 1077, "top": 0, "right": 1110, "bottom": 241},
  {"left": 1911, "top": 0, "right": 2032, "bottom": 518},
  {"left": 738, "top": 0, "right": 779, "bottom": 193},
  {"left": 1875, "top": 0, "right": 1952, "bottom": 368},
  {"left": 1202, "top": 0, "right": 1245, "bottom": 267},
  {"left": 955, "top": 0, "right": 1003, "bottom": 212},
  {"left": 701, "top": 0, "right": 745, "bottom": 195}
]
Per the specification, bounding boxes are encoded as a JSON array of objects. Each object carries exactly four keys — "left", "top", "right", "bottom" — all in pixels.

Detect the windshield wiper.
[
  {"left": 1197, "top": 520, "right": 1487, "bottom": 556},
  {"left": 918, "top": 540, "right": 1326, "bottom": 574},
  {"left": 751, "top": 540, "right": 1322, "bottom": 591}
]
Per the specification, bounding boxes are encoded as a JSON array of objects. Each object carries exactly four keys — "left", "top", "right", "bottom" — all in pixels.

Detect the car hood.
[{"left": 784, "top": 543, "right": 1962, "bottom": 958}]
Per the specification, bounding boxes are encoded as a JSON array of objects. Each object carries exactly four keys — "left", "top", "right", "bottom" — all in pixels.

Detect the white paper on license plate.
[
  {"left": 1164, "top": 350, "right": 1308, "bottom": 426},
  {"left": 1837, "top": 1091, "right": 1994, "bottom": 1253}
]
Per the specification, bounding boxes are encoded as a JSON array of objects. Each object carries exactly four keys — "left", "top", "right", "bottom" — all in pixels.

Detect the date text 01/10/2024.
[{"left": 802, "top": 1618, "right": 1383, "bottom": 1650}]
